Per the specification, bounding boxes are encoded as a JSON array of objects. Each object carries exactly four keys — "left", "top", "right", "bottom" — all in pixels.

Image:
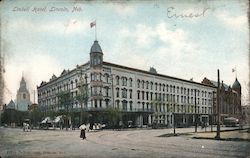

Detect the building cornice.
[{"left": 103, "top": 61, "right": 217, "bottom": 89}]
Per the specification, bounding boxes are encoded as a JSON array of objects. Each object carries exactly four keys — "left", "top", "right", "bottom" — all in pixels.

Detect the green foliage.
[
  {"left": 29, "top": 108, "right": 43, "bottom": 126},
  {"left": 58, "top": 91, "right": 72, "bottom": 109},
  {"left": 105, "top": 107, "right": 121, "bottom": 127},
  {"left": 1, "top": 109, "right": 29, "bottom": 126},
  {"left": 57, "top": 91, "right": 73, "bottom": 130},
  {"left": 75, "top": 76, "right": 89, "bottom": 125}
]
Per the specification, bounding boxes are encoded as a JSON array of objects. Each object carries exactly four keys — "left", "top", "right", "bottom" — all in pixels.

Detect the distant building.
[
  {"left": 242, "top": 105, "right": 250, "bottom": 124},
  {"left": 16, "top": 76, "right": 31, "bottom": 111},
  {"left": 6, "top": 100, "right": 16, "bottom": 110},
  {"left": 38, "top": 40, "right": 216, "bottom": 127},
  {"left": 202, "top": 77, "right": 242, "bottom": 121},
  {"left": 0, "top": 53, "right": 4, "bottom": 111},
  {"left": 28, "top": 103, "right": 38, "bottom": 112}
]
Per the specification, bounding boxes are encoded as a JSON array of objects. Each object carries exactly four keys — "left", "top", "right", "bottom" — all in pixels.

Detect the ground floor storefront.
[{"left": 39, "top": 110, "right": 212, "bottom": 129}]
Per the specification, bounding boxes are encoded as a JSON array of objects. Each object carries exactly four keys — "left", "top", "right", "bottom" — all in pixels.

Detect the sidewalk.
[{"left": 192, "top": 128, "right": 250, "bottom": 141}]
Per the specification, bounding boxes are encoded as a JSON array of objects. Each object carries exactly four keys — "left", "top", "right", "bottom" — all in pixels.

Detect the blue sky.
[{"left": 1, "top": 0, "right": 249, "bottom": 104}]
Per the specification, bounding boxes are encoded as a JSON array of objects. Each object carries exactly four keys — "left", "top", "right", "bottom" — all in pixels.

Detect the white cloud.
[
  {"left": 7, "top": 19, "right": 89, "bottom": 35},
  {"left": 111, "top": 3, "right": 135, "bottom": 15},
  {"left": 123, "top": 22, "right": 198, "bottom": 58},
  {"left": 108, "top": 21, "right": 199, "bottom": 77},
  {"left": 216, "top": 11, "right": 247, "bottom": 31},
  {"left": 4, "top": 53, "right": 63, "bottom": 103}
]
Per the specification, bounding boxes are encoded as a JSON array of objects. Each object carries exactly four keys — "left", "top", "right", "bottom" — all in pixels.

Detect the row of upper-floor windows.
[
  {"left": 113, "top": 100, "right": 211, "bottom": 114},
  {"left": 38, "top": 91, "right": 79, "bottom": 105},
  {"left": 38, "top": 72, "right": 214, "bottom": 99},
  {"left": 136, "top": 79, "right": 213, "bottom": 97},
  {"left": 115, "top": 76, "right": 213, "bottom": 97},
  {"left": 39, "top": 95, "right": 211, "bottom": 114},
  {"left": 38, "top": 79, "right": 81, "bottom": 98},
  {"left": 135, "top": 91, "right": 212, "bottom": 105},
  {"left": 113, "top": 88, "right": 212, "bottom": 106},
  {"left": 115, "top": 88, "right": 132, "bottom": 99},
  {"left": 90, "top": 73, "right": 133, "bottom": 88}
]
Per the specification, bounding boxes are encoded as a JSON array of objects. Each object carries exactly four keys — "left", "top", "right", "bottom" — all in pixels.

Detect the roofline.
[
  {"left": 37, "top": 62, "right": 89, "bottom": 88},
  {"left": 103, "top": 61, "right": 217, "bottom": 89},
  {"left": 37, "top": 60, "right": 217, "bottom": 89}
]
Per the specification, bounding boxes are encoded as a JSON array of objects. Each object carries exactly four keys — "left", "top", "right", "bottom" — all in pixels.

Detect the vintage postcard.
[{"left": 0, "top": 0, "right": 249, "bottom": 158}]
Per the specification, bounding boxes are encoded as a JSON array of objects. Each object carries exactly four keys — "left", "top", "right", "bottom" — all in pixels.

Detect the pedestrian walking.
[
  {"left": 79, "top": 124, "right": 86, "bottom": 140},
  {"left": 201, "top": 121, "right": 205, "bottom": 129}
]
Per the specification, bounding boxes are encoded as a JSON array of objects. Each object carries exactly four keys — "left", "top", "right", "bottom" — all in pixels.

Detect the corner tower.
[
  {"left": 90, "top": 40, "right": 103, "bottom": 67},
  {"left": 232, "top": 78, "right": 242, "bottom": 119},
  {"left": 232, "top": 78, "right": 241, "bottom": 95},
  {"left": 89, "top": 40, "right": 103, "bottom": 108}
]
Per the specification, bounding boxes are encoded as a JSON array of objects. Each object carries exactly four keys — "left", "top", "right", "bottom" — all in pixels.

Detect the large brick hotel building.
[{"left": 37, "top": 40, "right": 242, "bottom": 127}]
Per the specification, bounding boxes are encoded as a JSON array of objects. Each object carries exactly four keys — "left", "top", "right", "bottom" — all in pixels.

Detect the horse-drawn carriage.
[{"left": 23, "top": 119, "right": 31, "bottom": 132}]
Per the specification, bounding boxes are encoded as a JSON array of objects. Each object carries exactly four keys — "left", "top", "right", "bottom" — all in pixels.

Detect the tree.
[
  {"left": 29, "top": 107, "right": 43, "bottom": 127},
  {"left": 75, "top": 74, "right": 88, "bottom": 125},
  {"left": 58, "top": 91, "right": 73, "bottom": 130},
  {"left": 105, "top": 107, "right": 120, "bottom": 129}
]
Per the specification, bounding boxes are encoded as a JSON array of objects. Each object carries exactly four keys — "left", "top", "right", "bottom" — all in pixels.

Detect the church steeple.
[
  {"left": 16, "top": 75, "right": 31, "bottom": 111},
  {"left": 19, "top": 75, "right": 28, "bottom": 92}
]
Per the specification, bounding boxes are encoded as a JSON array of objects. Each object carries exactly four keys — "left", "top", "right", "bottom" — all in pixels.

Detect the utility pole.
[
  {"left": 84, "top": 74, "right": 88, "bottom": 111},
  {"left": 215, "top": 69, "right": 221, "bottom": 139},
  {"left": 173, "top": 112, "right": 176, "bottom": 135},
  {"left": 211, "top": 91, "right": 216, "bottom": 132},
  {"left": 111, "top": 74, "right": 115, "bottom": 108},
  {"left": 195, "top": 89, "right": 197, "bottom": 132}
]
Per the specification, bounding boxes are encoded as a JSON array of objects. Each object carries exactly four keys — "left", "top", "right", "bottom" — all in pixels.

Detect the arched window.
[
  {"left": 116, "top": 76, "right": 120, "bottom": 85},
  {"left": 142, "top": 80, "right": 145, "bottom": 89},
  {"left": 146, "top": 81, "right": 149, "bottom": 89},
  {"left": 116, "top": 88, "right": 120, "bottom": 98},
  {"left": 23, "top": 93, "right": 26, "bottom": 99},
  {"left": 129, "top": 78, "right": 133, "bottom": 87},
  {"left": 137, "top": 79, "right": 140, "bottom": 88}
]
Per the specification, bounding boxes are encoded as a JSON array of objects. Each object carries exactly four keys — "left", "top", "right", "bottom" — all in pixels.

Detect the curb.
[{"left": 192, "top": 136, "right": 250, "bottom": 142}]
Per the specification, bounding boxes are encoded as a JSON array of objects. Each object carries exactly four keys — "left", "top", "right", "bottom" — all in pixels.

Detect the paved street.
[{"left": 0, "top": 127, "right": 249, "bottom": 158}]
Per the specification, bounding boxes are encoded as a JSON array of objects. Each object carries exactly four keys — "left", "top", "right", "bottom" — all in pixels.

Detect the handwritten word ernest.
[
  {"left": 167, "top": 7, "right": 209, "bottom": 19},
  {"left": 12, "top": 6, "right": 82, "bottom": 13}
]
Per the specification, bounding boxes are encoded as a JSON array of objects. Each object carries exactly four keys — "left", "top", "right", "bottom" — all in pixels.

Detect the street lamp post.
[
  {"left": 215, "top": 69, "right": 221, "bottom": 139},
  {"left": 194, "top": 89, "right": 197, "bottom": 132},
  {"left": 173, "top": 112, "right": 176, "bottom": 135},
  {"left": 111, "top": 74, "right": 115, "bottom": 108},
  {"left": 211, "top": 91, "right": 216, "bottom": 132}
]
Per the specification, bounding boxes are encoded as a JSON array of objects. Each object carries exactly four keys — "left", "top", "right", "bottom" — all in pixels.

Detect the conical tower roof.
[
  {"left": 232, "top": 78, "right": 241, "bottom": 89},
  {"left": 90, "top": 40, "right": 102, "bottom": 53}
]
